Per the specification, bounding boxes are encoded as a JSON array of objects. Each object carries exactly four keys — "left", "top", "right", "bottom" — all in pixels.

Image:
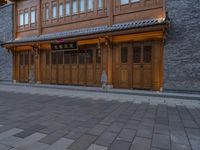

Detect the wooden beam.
[{"left": 112, "top": 31, "right": 164, "bottom": 42}]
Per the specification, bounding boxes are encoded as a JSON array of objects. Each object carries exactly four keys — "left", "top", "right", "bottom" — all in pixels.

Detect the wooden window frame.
[
  {"left": 72, "top": 0, "right": 78, "bottom": 15},
  {"left": 52, "top": 1, "right": 58, "bottom": 19},
  {"left": 65, "top": 0, "right": 71, "bottom": 16},
  {"left": 59, "top": 3, "right": 64, "bottom": 18},
  {"left": 45, "top": 3, "right": 50, "bottom": 22},
  {"left": 30, "top": 7, "right": 37, "bottom": 28},
  {"left": 24, "top": 9, "right": 29, "bottom": 27},
  {"left": 18, "top": 10, "right": 24, "bottom": 28}
]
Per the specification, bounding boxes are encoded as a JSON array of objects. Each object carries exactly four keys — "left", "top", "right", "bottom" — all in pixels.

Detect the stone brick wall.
[
  {"left": 164, "top": 0, "right": 200, "bottom": 92},
  {"left": 0, "top": 3, "right": 13, "bottom": 81}
]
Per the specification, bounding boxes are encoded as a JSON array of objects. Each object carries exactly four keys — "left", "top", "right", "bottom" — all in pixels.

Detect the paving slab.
[
  {"left": 87, "top": 144, "right": 108, "bottom": 150},
  {"left": 68, "top": 134, "right": 96, "bottom": 150},
  {"left": 130, "top": 137, "right": 151, "bottom": 150},
  {"left": 108, "top": 140, "right": 131, "bottom": 150},
  {"left": 152, "top": 134, "right": 170, "bottom": 150}
]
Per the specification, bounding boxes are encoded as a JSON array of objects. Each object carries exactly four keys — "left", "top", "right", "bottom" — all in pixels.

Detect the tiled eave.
[{"left": 2, "top": 18, "right": 169, "bottom": 47}]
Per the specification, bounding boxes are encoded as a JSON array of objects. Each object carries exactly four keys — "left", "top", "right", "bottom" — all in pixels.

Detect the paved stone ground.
[{"left": 0, "top": 87, "right": 200, "bottom": 149}]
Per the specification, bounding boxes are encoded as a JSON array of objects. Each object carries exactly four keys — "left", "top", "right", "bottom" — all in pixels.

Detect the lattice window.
[{"left": 121, "top": 47, "right": 128, "bottom": 63}]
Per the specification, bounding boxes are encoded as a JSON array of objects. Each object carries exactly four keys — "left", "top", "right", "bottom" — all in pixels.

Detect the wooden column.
[
  {"left": 107, "top": 37, "right": 113, "bottom": 86},
  {"left": 152, "top": 40, "right": 162, "bottom": 91}
]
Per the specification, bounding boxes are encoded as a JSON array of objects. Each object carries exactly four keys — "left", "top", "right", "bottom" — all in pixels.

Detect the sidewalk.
[{"left": 0, "top": 81, "right": 200, "bottom": 108}]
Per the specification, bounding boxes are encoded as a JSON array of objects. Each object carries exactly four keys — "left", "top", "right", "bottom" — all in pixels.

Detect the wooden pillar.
[
  {"left": 152, "top": 40, "right": 162, "bottom": 91},
  {"left": 107, "top": 37, "right": 113, "bottom": 86}
]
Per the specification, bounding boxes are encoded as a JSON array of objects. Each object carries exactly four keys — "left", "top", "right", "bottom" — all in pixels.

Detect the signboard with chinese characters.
[{"left": 51, "top": 42, "right": 78, "bottom": 51}]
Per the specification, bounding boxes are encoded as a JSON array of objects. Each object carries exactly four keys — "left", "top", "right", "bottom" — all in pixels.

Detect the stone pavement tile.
[
  {"left": 155, "top": 117, "right": 169, "bottom": 126},
  {"left": 108, "top": 140, "right": 131, "bottom": 150},
  {"left": 39, "top": 128, "right": 69, "bottom": 145},
  {"left": 136, "top": 125, "right": 153, "bottom": 138},
  {"left": 185, "top": 128, "right": 200, "bottom": 140},
  {"left": 170, "top": 128, "right": 190, "bottom": 145},
  {"left": 20, "top": 142, "right": 49, "bottom": 150},
  {"left": 65, "top": 127, "right": 89, "bottom": 140},
  {"left": 154, "top": 124, "right": 169, "bottom": 135},
  {"left": 87, "top": 144, "right": 108, "bottom": 150},
  {"left": 87, "top": 124, "right": 108, "bottom": 136},
  {"left": 107, "top": 122, "right": 124, "bottom": 133},
  {"left": 117, "top": 128, "right": 136, "bottom": 142},
  {"left": 95, "top": 131, "right": 118, "bottom": 147},
  {"left": 151, "top": 148, "right": 163, "bottom": 150},
  {"left": 182, "top": 120, "right": 199, "bottom": 128},
  {"left": 124, "top": 120, "right": 140, "bottom": 130},
  {"left": 68, "top": 134, "right": 96, "bottom": 150},
  {"left": 189, "top": 139, "right": 200, "bottom": 150},
  {"left": 26, "top": 124, "right": 46, "bottom": 132},
  {"left": 45, "top": 138, "right": 74, "bottom": 150},
  {"left": 115, "top": 114, "right": 131, "bottom": 123},
  {"left": 15, "top": 132, "right": 46, "bottom": 149},
  {"left": 171, "top": 143, "right": 191, "bottom": 150},
  {"left": 152, "top": 134, "right": 170, "bottom": 150},
  {"left": 40, "top": 123, "right": 65, "bottom": 134},
  {"left": 0, "top": 143, "right": 11, "bottom": 150},
  {"left": 14, "top": 130, "right": 37, "bottom": 138},
  {"left": 130, "top": 137, "right": 151, "bottom": 150},
  {"left": 0, "top": 136, "right": 23, "bottom": 147},
  {"left": 80, "top": 119, "right": 100, "bottom": 128},
  {"left": 141, "top": 118, "right": 155, "bottom": 126},
  {"left": 0, "top": 128, "right": 23, "bottom": 140}
]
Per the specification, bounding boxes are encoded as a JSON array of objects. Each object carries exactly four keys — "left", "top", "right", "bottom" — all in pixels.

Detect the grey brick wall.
[
  {"left": 0, "top": 3, "right": 13, "bottom": 81},
  {"left": 164, "top": 0, "right": 200, "bottom": 92}
]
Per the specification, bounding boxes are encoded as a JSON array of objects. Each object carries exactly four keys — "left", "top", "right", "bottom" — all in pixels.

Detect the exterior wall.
[
  {"left": 0, "top": 3, "right": 13, "bottom": 81},
  {"left": 164, "top": 0, "right": 200, "bottom": 92},
  {"left": 15, "top": 0, "right": 165, "bottom": 38}
]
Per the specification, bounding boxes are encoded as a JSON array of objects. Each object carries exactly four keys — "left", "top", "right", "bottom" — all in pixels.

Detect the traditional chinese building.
[{"left": 1, "top": 0, "right": 199, "bottom": 92}]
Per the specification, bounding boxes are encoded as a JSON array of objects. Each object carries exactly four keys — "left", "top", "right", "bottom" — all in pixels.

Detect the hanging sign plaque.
[{"left": 51, "top": 42, "right": 78, "bottom": 51}]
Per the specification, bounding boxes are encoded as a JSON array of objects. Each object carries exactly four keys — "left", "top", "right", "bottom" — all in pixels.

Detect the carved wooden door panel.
[
  {"left": 45, "top": 52, "right": 51, "bottom": 83},
  {"left": 132, "top": 44, "right": 152, "bottom": 89},
  {"left": 119, "top": 46, "right": 129, "bottom": 88},
  {"left": 19, "top": 53, "right": 25, "bottom": 82},
  {"left": 24, "top": 52, "right": 29, "bottom": 82},
  {"left": 51, "top": 52, "right": 57, "bottom": 84},
  {"left": 132, "top": 46, "right": 143, "bottom": 89},
  {"left": 71, "top": 51, "right": 78, "bottom": 84},
  {"left": 78, "top": 50, "right": 86, "bottom": 85},
  {"left": 64, "top": 51, "right": 71, "bottom": 84},
  {"left": 86, "top": 49, "right": 94, "bottom": 86},
  {"left": 57, "top": 51, "right": 64, "bottom": 84},
  {"left": 95, "top": 48, "right": 102, "bottom": 86},
  {"left": 142, "top": 46, "right": 152, "bottom": 89}
]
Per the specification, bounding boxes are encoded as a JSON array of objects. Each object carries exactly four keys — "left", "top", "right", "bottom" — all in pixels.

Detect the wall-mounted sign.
[{"left": 51, "top": 42, "right": 77, "bottom": 51}]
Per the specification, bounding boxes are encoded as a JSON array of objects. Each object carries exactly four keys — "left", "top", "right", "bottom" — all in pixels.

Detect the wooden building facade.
[{"left": 3, "top": 0, "right": 169, "bottom": 91}]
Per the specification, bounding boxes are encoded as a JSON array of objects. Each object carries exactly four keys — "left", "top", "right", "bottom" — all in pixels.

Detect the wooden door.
[
  {"left": 46, "top": 52, "right": 51, "bottom": 83},
  {"left": 41, "top": 51, "right": 51, "bottom": 84},
  {"left": 51, "top": 52, "right": 57, "bottom": 84},
  {"left": 142, "top": 46, "right": 152, "bottom": 89},
  {"left": 86, "top": 49, "right": 94, "bottom": 86},
  {"left": 132, "top": 44, "right": 152, "bottom": 89},
  {"left": 24, "top": 52, "right": 29, "bottom": 82},
  {"left": 19, "top": 53, "right": 25, "bottom": 82},
  {"left": 119, "top": 45, "right": 130, "bottom": 88},
  {"left": 57, "top": 52, "right": 64, "bottom": 84},
  {"left": 29, "top": 52, "right": 35, "bottom": 82},
  {"left": 78, "top": 50, "right": 86, "bottom": 85},
  {"left": 64, "top": 51, "right": 71, "bottom": 84},
  {"left": 71, "top": 51, "right": 78, "bottom": 84},
  {"left": 95, "top": 48, "right": 102, "bottom": 86}
]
